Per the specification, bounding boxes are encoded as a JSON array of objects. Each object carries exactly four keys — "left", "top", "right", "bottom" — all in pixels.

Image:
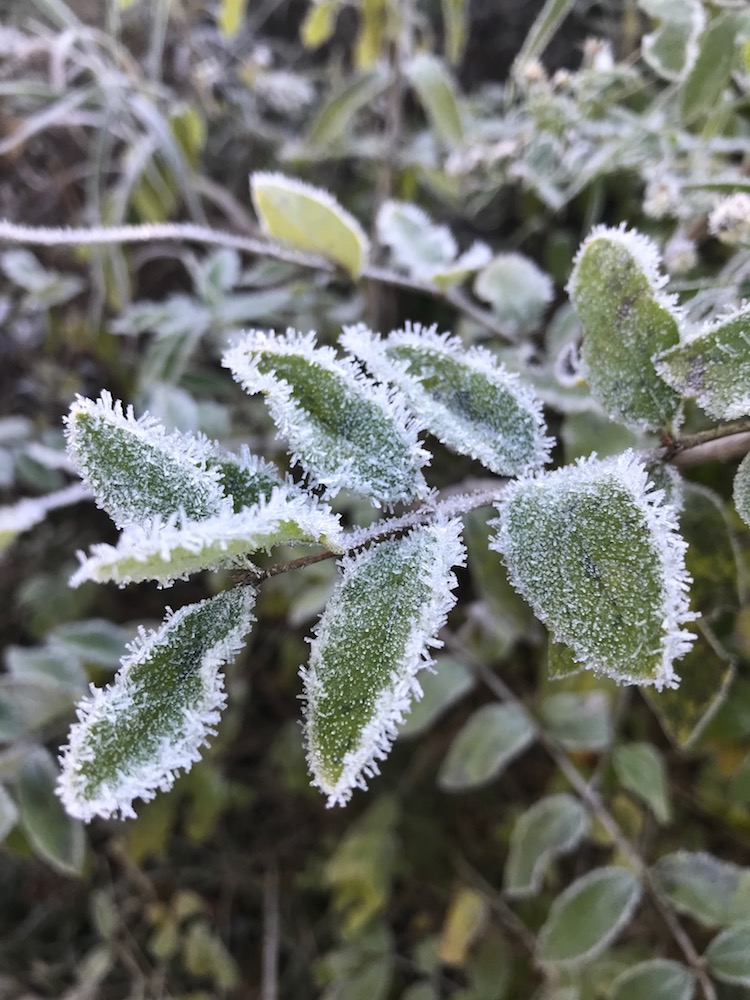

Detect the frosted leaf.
[
  {"left": 654, "top": 303, "right": 750, "bottom": 419},
  {"left": 71, "top": 489, "right": 343, "bottom": 588},
  {"left": 430, "top": 242, "right": 493, "bottom": 290},
  {"left": 250, "top": 172, "right": 369, "bottom": 279},
  {"left": 342, "top": 323, "right": 552, "bottom": 477},
  {"left": 639, "top": 0, "right": 706, "bottom": 82},
  {"left": 567, "top": 225, "right": 682, "bottom": 430},
  {"left": 65, "top": 392, "right": 227, "bottom": 529},
  {"left": 376, "top": 200, "right": 457, "bottom": 277},
  {"left": 473, "top": 253, "right": 554, "bottom": 337},
  {"left": 733, "top": 452, "right": 750, "bottom": 529},
  {"left": 57, "top": 587, "right": 255, "bottom": 821},
  {"left": 205, "top": 445, "right": 283, "bottom": 512},
  {"left": 491, "top": 451, "right": 696, "bottom": 688},
  {"left": 223, "top": 328, "right": 429, "bottom": 506},
  {"left": 302, "top": 518, "right": 466, "bottom": 806}
]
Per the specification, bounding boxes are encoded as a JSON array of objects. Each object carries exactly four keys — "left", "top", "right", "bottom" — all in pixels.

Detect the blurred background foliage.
[{"left": 2, "top": 0, "right": 750, "bottom": 997}]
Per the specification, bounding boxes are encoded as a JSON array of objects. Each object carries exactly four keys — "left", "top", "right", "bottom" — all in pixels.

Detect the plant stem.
[
  {"left": 449, "top": 642, "right": 716, "bottom": 999},
  {"left": 0, "top": 218, "right": 515, "bottom": 341}
]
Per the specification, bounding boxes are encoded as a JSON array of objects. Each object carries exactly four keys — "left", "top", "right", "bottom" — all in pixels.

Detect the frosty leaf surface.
[
  {"left": 639, "top": 0, "right": 705, "bottom": 81},
  {"left": 654, "top": 303, "right": 750, "bottom": 419},
  {"left": 20, "top": 746, "right": 86, "bottom": 876},
  {"left": 734, "top": 452, "right": 750, "bottom": 529},
  {"left": 205, "top": 446, "right": 282, "bottom": 512},
  {"left": 567, "top": 225, "right": 682, "bottom": 430},
  {"left": 503, "top": 793, "right": 589, "bottom": 898},
  {"left": 613, "top": 742, "right": 672, "bottom": 823},
  {"left": 250, "top": 172, "right": 369, "bottom": 279},
  {"left": 537, "top": 867, "right": 642, "bottom": 967},
  {"left": 492, "top": 451, "right": 695, "bottom": 688},
  {"left": 437, "top": 703, "right": 534, "bottom": 792},
  {"left": 343, "top": 324, "right": 551, "bottom": 477},
  {"left": 58, "top": 587, "right": 255, "bottom": 821},
  {"left": 65, "top": 392, "right": 227, "bottom": 529},
  {"left": 705, "top": 924, "right": 750, "bottom": 987},
  {"left": 224, "top": 329, "right": 428, "bottom": 505},
  {"left": 652, "top": 851, "right": 750, "bottom": 927},
  {"left": 302, "top": 519, "right": 465, "bottom": 806},
  {"left": 397, "top": 655, "right": 474, "bottom": 739},
  {"left": 539, "top": 692, "right": 611, "bottom": 750},
  {"left": 473, "top": 253, "right": 554, "bottom": 337},
  {"left": 610, "top": 959, "right": 695, "bottom": 1000},
  {"left": 71, "top": 491, "right": 342, "bottom": 587}
]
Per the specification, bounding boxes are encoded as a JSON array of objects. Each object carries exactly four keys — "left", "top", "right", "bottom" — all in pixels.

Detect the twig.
[
  {"left": 0, "top": 218, "right": 516, "bottom": 341},
  {"left": 449, "top": 641, "right": 716, "bottom": 999},
  {"left": 261, "top": 865, "right": 280, "bottom": 1000}
]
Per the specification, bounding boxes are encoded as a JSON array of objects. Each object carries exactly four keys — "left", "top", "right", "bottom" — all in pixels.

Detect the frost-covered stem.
[
  {"left": 245, "top": 484, "right": 507, "bottom": 583},
  {"left": 451, "top": 644, "right": 716, "bottom": 999},
  {"left": 0, "top": 219, "right": 515, "bottom": 342}
]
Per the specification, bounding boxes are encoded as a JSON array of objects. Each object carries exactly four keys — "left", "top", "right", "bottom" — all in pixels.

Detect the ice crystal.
[
  {"left": 343, "top": 323, "right": 552, "bottom": 477},
  {"left": 223, "top": 328, "right": 430, "bottom": 505},
  {"left": 302, "top": 518, "right": 466, "bottom": 806},
  {"left": 57, "top": 587, "right": 255, "bottom": 821},
  {"left": 708, "top": 193, "right": 750, "bottom": 246},
  {"left": 492, "top": 451, "right": 696, "bottom": 688}
]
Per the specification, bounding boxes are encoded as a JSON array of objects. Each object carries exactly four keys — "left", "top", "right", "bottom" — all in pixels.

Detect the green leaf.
[
  {"left": 537, "top": 867, "right": 642, "bottom": 967},
  {"left": 642, "top": 628, "right": 734, "bottom": 748},
  {"left": 474, "top": 253, "right": 554, "bottom": 337},
  {"left": 224, "top": 329, "right": 429, "bottom": 505},
  {"left": 442, "top": 0, "right": 468, "bottom": 65},
  {"left": 492, "top": 452, "right": 695, "bottom": 688},
  {"left": 438, "top": 703, "right": 535, "bottom": 792},
  {"left": 613, "top": 742, "right": 671, "bottom": 823},
  {"left": 48, "top": 619, "right": 135, "bottom": 669},
  {"left": 65, "top": 392, "right": 227, "bottom": 529},
  {"left": 303, "top": 71, "right": 388, "bottom": 150},
  {"left": 540, "top": 692, "right": 611, "bottom": 750},
  {"left": 681, "top": 12, "right": 745, "bottom": 122},
  {"left": 250, "top": 172, "right": 369, "bottom": 279},
  {"left": 567, "top": 225, "right": 682, "bottom": 431},
  {"left": 0, "top": 783, "right": 18, "bottom": 843},
  {"left": 302, "top": 520, "right": 465, "bottom": 806},
  {"left": 654, "top": 304, "right": 750, "bottom": 420},
  {"left": 71, "top": 490, "right": 342, "bottom": 587},
  {"left": 610, "top": 958, "right": 695, "bottom": 1000},
  {"left": 734, "top": 451, "right": 750, "bottom": 529},
  {"left": 705, "top": 924, "right": 750, "bottom": 987},
  {"left": 405, "top": 52, "right": 464, "bottom": 145},
  {"left": 58, "top": 587, "right": 256, "bottom": 821},
  {"left": 19, "top": 746, "right": 85, "bottom": 875},
  {"left": 680, "top": 483, "right": 739, "bottom": 619},
  {"left": 398, "top": 655, "right": 474, "bottom": 739},
  {"left": 652, "top": 852, "right": 750, "bottom": 927},
  {"left": 375, "top": 200, "right": 457, "bottom": 277},
  {"left": 301, "top": 0, "right": 341, "bottom": 49},
  {"left": 639, "top": 0, "right": 706, "bottom": 81},
  {"left": 547, "top": 638, "right": 584, "bottom": 680},
  {"left": 503, "top": 793, "right": 589, "bottom": 898},
  {"left": 5, "top": 643, "right": 87, "bottom": 693},
  {"left": 344, "top": 324, "right": 551, "bottom": 477}
]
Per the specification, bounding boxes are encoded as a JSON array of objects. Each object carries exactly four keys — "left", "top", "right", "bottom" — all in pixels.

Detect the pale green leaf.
[
  {"left": 301, "top": 0, "right": 341, "bottom": 49},
  {"left": 540, "top": 692, "right": 612, "bottom": 750},
  {"left": 567, "top": 225, "right": 682, "bottom": 431},
  {"left": 250, "top": 172, "right": 369, "bottom": 279},
  {"left": 48, "top": 619, "right": 135, "bottom": 669},
  {"left": 639, "top": 0, "right": 706, "bottom": 81},
  {"left": 705, "top": 924, "right": 750, "bottom": 987},
  {"left": 610, "top": 958, "right": 695, "bottom": 1000},
  {"left": 405, "top": 52, "right": 464, "bottom": 145},
  {"left": 681, "top": 12, "right": 746, "bottom": 121},
  {"left": 735, "top": 451, "right": 750, "bottom": 529},
  {"left": 58, "top": 587, "right": 256, "bottom": 821},
  {"left": 217, "top": 0, "right": 246, "bottom": 37},
  {"left": 71, "top": 490, "right": 342, "bottom": 587},
  {"left": 304, "top": 72, "right": 388, "bottom": 150},
  {"left": 442, "top": 0, "right": 468, "bottom": 65},
  {"left": 503, "top": 793, "right": 589, "bottom": 898},
  {"left": 303, "top": 520, "right": 465, "bottom": 806},
  {"left": 613, "top": 742, "right": 671, "bottom": 823},
  {"left": 474, "top": 253, "right": 554, "bottom": 337},
  {"left": 438, "top": 888, "right": 489, "bottom": 965},
  {"left": 5, "top": 644, "right": 87, "bottom": 693},
  {"left": 492, "top": 452, "right": 695, "bottom": 688},
  {"left": 343, "top": 323, "right": 551, "bottom": 477},
  {"left": 438, "top": 703, "right": 535, "bottom": 792},
  {"left": 655, "top": 304, "right": 750, "bottom": 420},
  {"left": 652, "top": 852, "right": 750, "bottom": 928},
  {"left": 398, "top": 655, "right": 474, "bottom": 739},
  {"left": 547, "top": 638, "right": 584, "bottom": 680},
  {"left": 19, "top": 746, "right": 85, "bottom": 875},
  {"left": 0, "top": 783, "right": 18, "bottom": 842},
  {"left": 224, "top": 328, "right": 429, "bottom": 505},
  {"left": 537, "top": 867, "right": 642, "bottom": 967},
  {"left": 65, "top": 392, "right": 227, "bottom": 529},
  {"left": 375, "top": 200, "right": 457, "bottom": 278}
]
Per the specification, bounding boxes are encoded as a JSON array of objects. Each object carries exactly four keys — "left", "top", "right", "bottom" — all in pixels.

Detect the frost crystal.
[
  {"left": 71, "top": 489, "right": 343, "bottom": 588},
  {"left": 708, "top": 193, "right": 750, "bottom": 246},
  {"left": 492, "top": 451, "right": 696, "bottom": 689},
  {"left": 65, "top": 391, "right": 228, "bottom": 528},
  {"left": 302, "top": 518, "right": 466, "bottom": 806},
  {"left": 343, "top": 323, "right": 552, "bottom": 477},
  {"left": 57, "top": 587, "right": 255, "bottom": 821},
  {"left": 223, "top": 328, "right": 430, "bottom": 505}
]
